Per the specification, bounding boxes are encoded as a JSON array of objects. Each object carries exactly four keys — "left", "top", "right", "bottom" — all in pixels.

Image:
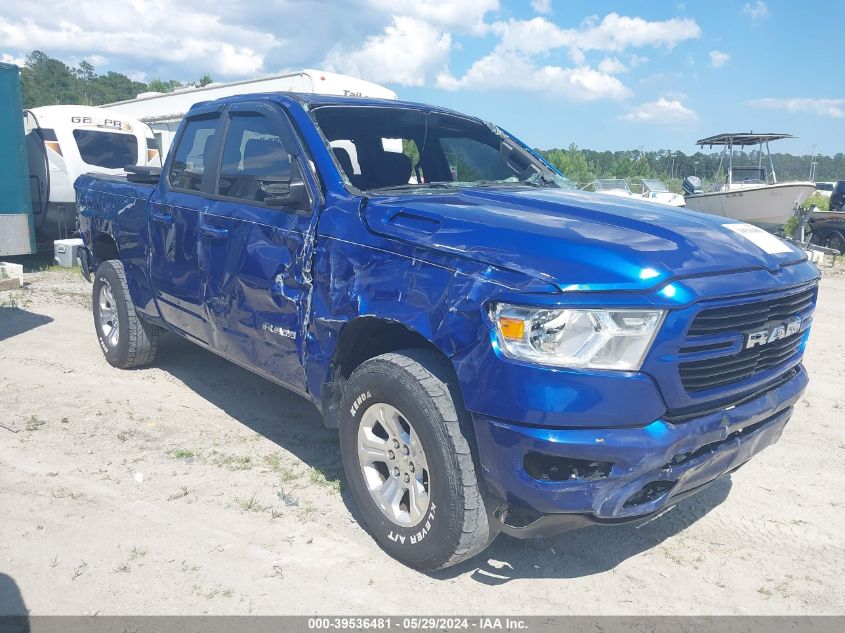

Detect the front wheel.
[
  {"left": 339, "top": 350, "right": 497, "bottom": 570},
  {"left": 92, "top": 260, "right": 160, "bottom": 368}
]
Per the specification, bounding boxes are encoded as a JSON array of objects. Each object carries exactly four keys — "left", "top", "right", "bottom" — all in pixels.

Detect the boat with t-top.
[{"left": 682, "top": 132, "right": 815, "bottom": 231}]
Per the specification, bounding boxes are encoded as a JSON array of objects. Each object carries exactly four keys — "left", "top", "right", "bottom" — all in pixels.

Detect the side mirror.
[{"left": 264, "top": 176, "right": 310, "bottom": 211}]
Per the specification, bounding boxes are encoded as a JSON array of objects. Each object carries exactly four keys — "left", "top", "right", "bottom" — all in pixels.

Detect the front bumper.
[{"left": 472, "top": 365, "right": 808, "bottom": 537}]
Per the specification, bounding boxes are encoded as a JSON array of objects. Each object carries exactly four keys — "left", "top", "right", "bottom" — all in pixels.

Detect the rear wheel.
[
  {"left": 339, "top": 350, "right": 496, "bottom": 570},
  {"left": 827, "top": 232, "right": 844, "bottom": 254},
  {"left": 92, "top": 260, "right": 160, "bottom": 368}
]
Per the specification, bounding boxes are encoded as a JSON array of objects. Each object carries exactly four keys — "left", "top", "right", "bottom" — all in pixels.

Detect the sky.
[{"left": 2, "top": 0, "right": 843, "bottom": 155}]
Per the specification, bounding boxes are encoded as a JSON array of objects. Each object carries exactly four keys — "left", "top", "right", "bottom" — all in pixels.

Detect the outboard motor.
[{"left": 682, "top": 175, "right": 702, "bottom": 196}]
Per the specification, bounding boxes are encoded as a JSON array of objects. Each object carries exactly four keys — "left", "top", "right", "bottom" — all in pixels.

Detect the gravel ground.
[{"left": 0, "top": 265, "right": 843, "bottom": 615}]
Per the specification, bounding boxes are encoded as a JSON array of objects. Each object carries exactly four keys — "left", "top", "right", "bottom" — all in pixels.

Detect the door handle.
[
  {"left": 151, "top": 212, "right": 174, "bottom": 225},
  {"left": 200, "top": 224, "right": 229, "bottom": 239}
]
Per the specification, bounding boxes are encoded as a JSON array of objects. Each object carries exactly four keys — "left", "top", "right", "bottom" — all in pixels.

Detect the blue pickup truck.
[{"left": 76, "top": 93, "right": 819, "bottom": 570}]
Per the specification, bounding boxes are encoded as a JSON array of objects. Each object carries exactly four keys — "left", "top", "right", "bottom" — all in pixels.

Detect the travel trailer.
[
  {"left": 24, "top": 105, "right": 161, "bottom": 241},
  {"left": 104, "top": 69, "right": 398, "bottom": 158}
]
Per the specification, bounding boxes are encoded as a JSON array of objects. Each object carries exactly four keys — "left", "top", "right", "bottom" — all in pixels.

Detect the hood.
[{"left": 364, "top": 187, "right": 807, "bottom": 292}]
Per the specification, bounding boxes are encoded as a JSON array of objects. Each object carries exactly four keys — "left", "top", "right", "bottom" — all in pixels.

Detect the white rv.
[
  {"left": 104, "top": 69, "right": 398, "bottom": 157},
  {"left": 24, "top": 105, "right": 160, "bottom": 240}
]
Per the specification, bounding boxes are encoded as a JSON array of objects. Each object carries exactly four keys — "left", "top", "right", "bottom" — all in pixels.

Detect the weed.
[
  {"left": 51, "top": 487, "right": 84, "bottom": 500},
  {"left": 263, "top": 453, "right": 283, "bottom": 472},
  {"left": 49, "top": 555, "right": 58, "bottom": 568},
  {"left": 276, "top": 486, "right": 298, "bottom": 507},
  {"left": 0, "top": 292, "right": 30, "bottom": 308},
  {"left": 167, "top": 486, "right": 189, "bottom": 501},
  {"left": 115, "top": 562, "right": 131, "bottom": 574},
  {"left": 193, "top": 584, "right": 234, "bottom": 600},
  {"left": 168, "top": 448, "right": 196, "bottom": 460},
  {"left": 214, "top": 454, "right": 253, "bottom": 471},
  {"left": 72, "top": 561, "right": 88, "bottom": 580},
  {"left": 24, "top": 415, "right": 46, "bottom": 432},
  {"left": 129, "top": 547, "right": 148, "bottom": 560},
  {"left": 234, "top": 491, "right": 269, "bottom": 513},
  {"left": 309, "top": 467, "right": 341, "bottom": 493}
]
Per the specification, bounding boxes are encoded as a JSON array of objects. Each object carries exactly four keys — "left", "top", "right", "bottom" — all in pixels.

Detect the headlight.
[{"left": 492, "top": 304, "right": 665, "bottom": 370}]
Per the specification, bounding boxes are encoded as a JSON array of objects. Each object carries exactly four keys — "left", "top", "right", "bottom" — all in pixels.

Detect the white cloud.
[
  {"left": 629, "top": 54, "right": 650, "bottom": 67},
  {"left": 621, "top": 98, "right": 698, "bottom": 123},
  {"left": 440, "top": 12, "right": 699, "bottom": 103},
  {"left": 437, "top": 51, "right": 631, "bottom": 102},
  {"left": 531, "top": 0, "right": 552, "bottom": 15},
  {"left": 324, "top": 16, "right": 451, "bottom": 87},
  {"left": 1, "top": 52, "right": 25, "bottom": 66},
  {"left": 747, "top": 98, "right": 845, "bottom": 119},
  {"left": 492, "top": 13, "right": 701, "bottom": 58},
  {"left": 709, "top": 50, "right": 730, "bottom": 68},
  {"left": 742, "top": 1, "right": 769, "bottom": 20},
  {"left": 368, "top": 0, "right": 498, "bottom": 35},
  {"left": 598, "top": 57, "right": 627, "bottom": 74},
  {"left": 0, "top": 1, "right": 280, "bottom": 78}
]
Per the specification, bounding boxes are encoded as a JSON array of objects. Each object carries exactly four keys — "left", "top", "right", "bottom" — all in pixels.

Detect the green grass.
[
  {"left": 213, "top": 453, "right": 253, "bottom": 471},
  {"left": 308, "top": 467, "right": 341, "bottom": 493},
  {"left": 24, "top": 415, "right": 46, "bottom": 431},
  {"left": 234, "top": 491, "right": 269, "bottom": 513},
  {"left": 263, "top": 453, "right": 301, "bottom": 481},
  {"left": 168, "top": 448, "right": 196, "bottom": 460},
  {"left": 0, "top": 291, "right": 31, "bottom": 308}
]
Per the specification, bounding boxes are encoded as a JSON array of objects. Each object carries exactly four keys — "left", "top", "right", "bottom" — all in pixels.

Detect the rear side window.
[
  {"left": 217, "top": 112, "right": 294, "bottom": 203},
  {"left": 168, "top": 115, "right": 219, "bottom": 192},
  {"left": 73, "top": 130, "right": 138, "bottom": 169}
]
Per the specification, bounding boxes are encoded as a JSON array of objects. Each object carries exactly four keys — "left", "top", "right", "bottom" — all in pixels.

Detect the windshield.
[
  {"left": 594, "top": 179, "right": 630, "bottom": 192},
  {"left": 311, "top": 105, "right": 574, "bottom": 194},
  {"left": 641, "top": 179, "right": 668, "bottom": 192}
]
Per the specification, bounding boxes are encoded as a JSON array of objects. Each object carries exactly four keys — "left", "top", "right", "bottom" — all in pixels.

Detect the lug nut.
[
  {"left": 393, "top": 466, "right": 400, "bottom": 477},
  {"left": 402, "top": 445, "right": 409, "bottom": 456},
  {"left": 393, "top": 439, "right": 400, "bottom": 449},
  {"left": 408, "top": 462, "right": 415, "bottom": 473},
  {"left": 387, "top": 450, "right": 395, "bottom": 460},
  {"left": 403, "top": 473, "right": 410, "bottom": 483}
]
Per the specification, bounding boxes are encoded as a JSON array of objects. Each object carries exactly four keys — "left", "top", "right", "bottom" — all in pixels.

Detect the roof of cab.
[{"left": 190, "top": 91, "right": 468, "bottom": 118}]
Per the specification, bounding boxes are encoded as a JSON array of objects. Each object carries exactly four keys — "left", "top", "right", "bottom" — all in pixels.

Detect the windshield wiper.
[{"left": 367, "top": 181, "right": 454, "bottom": 193}]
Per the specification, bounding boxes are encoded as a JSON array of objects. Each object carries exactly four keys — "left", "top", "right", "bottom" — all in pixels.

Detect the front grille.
[
  {"left": 686, "top": 286, "right": 815, "bottom": 336},
  {"left": 678, "top": 285, "right": 816, "bottom": 394},
  {"left": 680, "top": 332, "right": 803, "bottom": 392}
]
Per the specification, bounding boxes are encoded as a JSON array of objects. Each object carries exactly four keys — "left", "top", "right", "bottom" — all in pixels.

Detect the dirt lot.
[{"left": 0, "top": 266, "right": 843, "bottom": 616}]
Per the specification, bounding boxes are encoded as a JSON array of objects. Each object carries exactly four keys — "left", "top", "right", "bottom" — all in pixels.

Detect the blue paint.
[{"left": 75, "top": 92, "right": 820, "bottom": 528}]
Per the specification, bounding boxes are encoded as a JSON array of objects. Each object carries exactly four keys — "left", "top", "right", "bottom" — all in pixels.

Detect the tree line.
[
  {"left": 18, "top": 50, "right": 212, "bottom": 109},
  {"left": 540, "top": 143, "right": 845, "bottom": 186}
]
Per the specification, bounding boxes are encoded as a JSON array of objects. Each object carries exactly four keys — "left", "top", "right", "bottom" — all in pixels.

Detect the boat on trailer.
[{"left": 682, "top": 132, "right": 815, "bottom": 231}]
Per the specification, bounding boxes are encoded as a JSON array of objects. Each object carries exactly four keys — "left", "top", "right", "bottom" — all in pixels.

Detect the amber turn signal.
[{"left": 498, "top": 316, "right": 525, "bottom": 340}]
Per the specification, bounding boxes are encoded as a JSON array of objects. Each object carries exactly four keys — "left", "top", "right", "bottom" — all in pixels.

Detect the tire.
[
  {"left": 339, "top": 349, "right": 497, "bottom": 571},
  {"left": 92, "top": 260, "right": 160, "bottom": 369},
  {"left": 827, "top": 232, "right": 844, "bottom": 254}
]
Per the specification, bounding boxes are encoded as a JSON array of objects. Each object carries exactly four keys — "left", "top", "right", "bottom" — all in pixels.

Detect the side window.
[
  {"left": 439, "top": 137, "right": 513, "bottom": 182},
  {"left": 168, "top": 114, "right": 219, "bottom": 192},
  {"left": 217, "top": 112, "right": 295, "bottom": 204}
]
